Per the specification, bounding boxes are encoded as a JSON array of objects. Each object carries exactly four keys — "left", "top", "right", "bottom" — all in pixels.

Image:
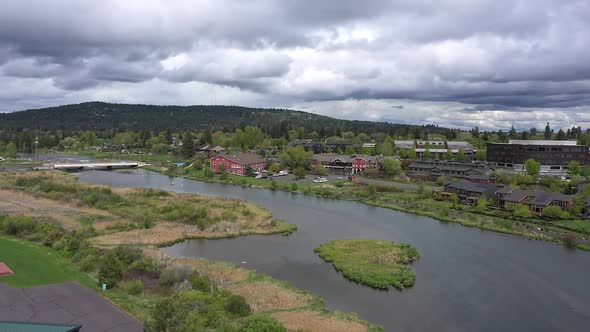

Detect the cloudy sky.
[{"left": 1, "top": 0, "right": 590, "bottom": 130}]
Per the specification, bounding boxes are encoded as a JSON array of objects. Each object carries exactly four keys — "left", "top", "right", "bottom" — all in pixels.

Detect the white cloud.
[{"left": 1, "top": 0, "right": 590, "bottom": 130}]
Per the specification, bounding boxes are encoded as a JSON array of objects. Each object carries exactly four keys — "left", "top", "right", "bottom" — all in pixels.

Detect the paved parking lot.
[{"left": 0, "top": 282, "right": 142, "bottom": 332}]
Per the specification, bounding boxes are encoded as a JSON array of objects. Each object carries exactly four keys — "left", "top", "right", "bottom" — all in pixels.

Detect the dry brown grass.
[
  {"left": 227, "top": 281, "right": 314, "bottom": 313},
  {"left": 0, "top": 189, "right": 112, "bottom": 230},
  {"left": 92, "top": 220, "right": 284, "bottom": 247},
  {"left": 145, "top": 251, "right": 371, "bottom": 332},
  {"left": 271, "top": 310, "right": 368, "bottom": 332}
]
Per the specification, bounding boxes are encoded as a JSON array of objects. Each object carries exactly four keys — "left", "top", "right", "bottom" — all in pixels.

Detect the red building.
[
  {"left": 351, "top": 156, "right": 378, "bottom": 174},
  {"left": 210, "top": 153, "right": 266, "bottom": 176}
]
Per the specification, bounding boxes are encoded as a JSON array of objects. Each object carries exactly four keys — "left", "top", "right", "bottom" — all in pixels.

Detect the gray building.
[{"left": 487, "top": 140, "right": 590, "bottom": 175}]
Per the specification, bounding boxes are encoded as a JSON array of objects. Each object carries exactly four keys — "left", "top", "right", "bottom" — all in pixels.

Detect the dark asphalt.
[{"left": 0, "top": 282, "right": 142, "bottom": 332}]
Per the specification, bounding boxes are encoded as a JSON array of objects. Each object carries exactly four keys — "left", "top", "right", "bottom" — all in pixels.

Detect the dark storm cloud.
[{"left": 1, "top": 0, "right": 590, "bottom": 127}]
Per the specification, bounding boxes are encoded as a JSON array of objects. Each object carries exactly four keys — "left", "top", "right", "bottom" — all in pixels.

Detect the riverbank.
[
  {"left": 149, "top": 165, "right": 590, "bottom": 251},
  {"left": 0, "top": 170, "right": 381, "bottom": 331}
]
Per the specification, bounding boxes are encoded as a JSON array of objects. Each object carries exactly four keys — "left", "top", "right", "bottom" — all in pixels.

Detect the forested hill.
[{"left": 0, "top": 102, "right": 451, "bottom": 137}]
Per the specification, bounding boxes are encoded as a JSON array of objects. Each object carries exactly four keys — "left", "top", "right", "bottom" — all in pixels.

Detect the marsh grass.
[{"left": 315, "top": 239, "right": 420, "bottom": 290}]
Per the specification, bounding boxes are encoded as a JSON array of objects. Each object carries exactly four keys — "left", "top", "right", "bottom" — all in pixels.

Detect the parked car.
[{"left": 313, "top": 177, "right": 328, "bottom": 183}]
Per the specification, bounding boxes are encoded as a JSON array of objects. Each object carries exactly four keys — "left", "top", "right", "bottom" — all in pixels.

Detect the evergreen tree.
[
  {"left": 181, "top": 132, "right": 195, "bottom": 158},
  {"left": 544, "top": 122, "right": 552, "bottom": 139}
]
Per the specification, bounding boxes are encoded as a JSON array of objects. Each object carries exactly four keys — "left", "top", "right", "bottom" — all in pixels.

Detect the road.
[{"left": 268, "top": 173, "right": 439, "bottom": 191}]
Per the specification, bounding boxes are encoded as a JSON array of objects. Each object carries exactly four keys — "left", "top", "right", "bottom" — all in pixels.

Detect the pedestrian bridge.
[{"left": 53, "top": 162, "right": 139, "bottom": 171}]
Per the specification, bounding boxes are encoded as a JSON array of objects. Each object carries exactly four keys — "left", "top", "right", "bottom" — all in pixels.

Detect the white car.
[{"left": 313, "top": 177, "right": 328, "bottom": 183}]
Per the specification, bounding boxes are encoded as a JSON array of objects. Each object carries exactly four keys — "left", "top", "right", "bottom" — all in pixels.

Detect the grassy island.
[{"left": 315, "top": 239, "right": 420, "bottom": 290}]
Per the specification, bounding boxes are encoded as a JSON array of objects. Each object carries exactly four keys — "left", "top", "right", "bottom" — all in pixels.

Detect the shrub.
[
  {"left": 118, "top": 279, "right": 144, "bottom": 295},
  {"left": 1, "top": 215, "right": 36, "bottom": 236},
  {"left": 190, "top": 273, "right": 215, "bottom": 292},
  {"left": 270, "top": 181, "right": 279, "bottom": 190},
  {"left": 113, "top": 245, "right": 143, "bottom": 266},
  {"left": 98, "top": 252, "right": 124, "bottom": 288},
  {"left": 79, "top": 256, "right": 98, "bottom": 272},
  {"left": 160, "top": 268, "right": 181, "bottom": 287},
  {"left": 174, "top": 266, "right": 193, "bottom": 281},
  {"left": 224, "top": 294, "right": 251, "bottom": 317},
  {"left": 290, "top": 182, "right": 298, "bottom": 191},
  {"left": 239, "top": 315, "right": 286, "bottom": 332},
  {"left": 294, "top": 166, "right": 306, "bottom": 179},
  {"left": 496, "top": 219, "right": 513, "bottom": 230},
  {"left": 542, "top": 205, "right": 565, "bottom": 220},
  {"left": 203, "top": 168, "right": 215, "bottom": 178},
  {"left": 128, "top": 258, "right": 158, "bottom": 272},
  {"left": 42, "top": 228, "right": 66, "bottom": 246},
  {"left": 513, "top": 204, "right": 531, "bottom": 219},
  {"left": 563, "top": 233, "right": 577, "bottom": 248}
]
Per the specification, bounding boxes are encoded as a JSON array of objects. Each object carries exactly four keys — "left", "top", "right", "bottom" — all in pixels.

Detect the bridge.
[{"left": 52, "top": 162, "right": 139, "bottom": 171}]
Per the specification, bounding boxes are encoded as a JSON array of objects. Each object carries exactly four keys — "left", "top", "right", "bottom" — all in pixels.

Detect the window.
[{"left": 212, "top": 162, "right": 217, "bottom": 165}]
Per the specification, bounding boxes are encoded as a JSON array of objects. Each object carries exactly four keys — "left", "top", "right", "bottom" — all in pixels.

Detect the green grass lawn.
[{"left": 0, "top": 236, "right": 95, "bottom": 288}]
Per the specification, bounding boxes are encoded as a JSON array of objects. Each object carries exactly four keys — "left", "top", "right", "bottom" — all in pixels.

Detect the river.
[{"left": 77, "top": 169, "right": 590, "bottom": 332}]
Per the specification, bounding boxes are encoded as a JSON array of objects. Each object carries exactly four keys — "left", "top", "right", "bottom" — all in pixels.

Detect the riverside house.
[
  {"left": 312, "top": 154, "right": 353, "bottom": 174},
  {"left": 351, "top": 156, "right": 379, "bottom": 174},
  {"left": 408, "top": 160, "right": 492, "bottom": 179},
  {"left": 210, "top": 153, "right": 266, "bottom": 176},
  {"left": 435, "top": 179, "right": 500, "bottom": 204},
  {"left": 436, "top": 181, "right": 574, "bottom": 216},
  {"left": 313, "top": 154, "right": 385, "bottom": 174},
  {"left": 496, "top": 188, "right": 573, "bottom": 215}
]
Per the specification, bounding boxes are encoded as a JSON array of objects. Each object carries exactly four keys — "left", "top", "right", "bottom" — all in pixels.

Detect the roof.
[
  {"left": 446, "top": 141, "right": 471, "bottom": 147},
  {"left": 289, "top": 139, "right": 314, "bottom": 146},
  {"left": 500, "top": 188, "right": 571, "bottom": 205},
  {"left": 313, "top": 154, "right": 352, "bottom": 163},
  {"left": 351, "top": 155, "right": 378, "bottom": 162},
  {"left": 444, "top": 179, "right": 499, "bottom": 197},
  {"left": 214, "top": 153, "right": 265, "bottom": 165},
  {"left": 0, "top": 262, "right": 14, "bottom": 276},
  {"left": 199, "top": 145, "right": 225, "bottom": 152},
  {"left": 410, "top": 162, "right": 490, "bottom": 173},
  {"left": 502, "top": 189, "right": 534, "bottom": 203},
  {"left": 507, "top": 140, "right": 578, "bottom": 146},
  {"left": 416, "top": 148, "right": 460, "bottom": 153},
  {"left": 529, "top": 192, "right": 571, "bottom": 206},
  {"left": 0, "top": 322, "right": 81, "bottom": 332},
  {"left": 495, "top": 187, "right": 514, "bottom": 195},
  {"left": 465, "top": 175, "right": 494, "bottom": 181}
]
